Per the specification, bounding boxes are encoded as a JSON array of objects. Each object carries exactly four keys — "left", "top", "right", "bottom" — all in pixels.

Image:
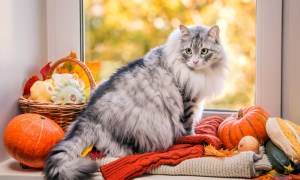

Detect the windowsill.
[
  {"left": 203, "top": 110, "right": 235, "bottom": 119},
  {"left": 0, "top": 158, "right": 242, "bottom": 180},
  {"left": 0, "top": 158, "right": 42, "bottom": 180}
]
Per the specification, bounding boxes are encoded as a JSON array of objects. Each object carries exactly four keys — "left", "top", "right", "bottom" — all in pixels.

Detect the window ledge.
[
  {"left": 203, "top": 110, "right": 234, "bottom": 119},
  {"left": 0, "top": 158, "right": 242, "bottom": 180}
]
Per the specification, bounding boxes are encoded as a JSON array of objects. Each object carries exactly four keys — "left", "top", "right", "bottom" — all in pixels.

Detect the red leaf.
[
  {"left": 40, "top": 62, "right": 51, "bottom": 80},
  {"left": 23, "top": 75, "right": 40, "bottom": 96}
]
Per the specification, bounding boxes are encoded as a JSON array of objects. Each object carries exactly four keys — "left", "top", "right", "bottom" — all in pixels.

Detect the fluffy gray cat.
[{"left": 43, "top": 24, "right": 227, "bottom": 180}]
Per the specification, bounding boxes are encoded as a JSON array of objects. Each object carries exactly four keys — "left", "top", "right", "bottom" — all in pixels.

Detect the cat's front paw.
[
  {"left": 181, "top": 100, "right": 197, "bottom": 120},
  {"left": 180, "top": 98, "right": 200, "bottom": 135}
]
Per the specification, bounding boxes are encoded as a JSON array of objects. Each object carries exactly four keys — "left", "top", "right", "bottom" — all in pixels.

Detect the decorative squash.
[
  {"left": 3, "top": 113, "right": 64, "bottom": 168},
  {"left": 51, "top": 79, "right": 86, "bottom": 103},
  {"left": 265, "top": 140, "right": 294, "bottom": 174},
  {"left": 237, "top": 136, "right": 260, "bottom": 154},
  {"left": 217, "top": 106, "right": 270, "bottom": 150},
  {"left": 30, "top": 80, "right": 54, "bottom": 102},
  {"left": 52, "top": 73, "right": 79, "bottom": 87},
  {"left": 266, "top": 117, "right": 300, "bottom": 164}
]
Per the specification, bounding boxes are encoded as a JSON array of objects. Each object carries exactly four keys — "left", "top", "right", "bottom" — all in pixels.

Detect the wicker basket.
[{"left": 19, "top": 56, "right": 96, "bottom": 131}]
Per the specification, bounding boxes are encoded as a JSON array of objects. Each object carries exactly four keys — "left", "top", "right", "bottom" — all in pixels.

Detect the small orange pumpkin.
[
  {"left": 217, "top": 106, "right": 270, "bottom": 150},
  {"left": 3, "top": 113, "right": 64, "bottom": 168}
]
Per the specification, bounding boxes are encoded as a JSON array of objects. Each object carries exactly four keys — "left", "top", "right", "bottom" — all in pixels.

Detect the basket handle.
[{"left": 46, "top": 57, "right": 97, "bottom": 90}]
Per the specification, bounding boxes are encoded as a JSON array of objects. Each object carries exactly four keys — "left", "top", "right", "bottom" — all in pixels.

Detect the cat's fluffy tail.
[{"left": 43, "top": 122, "right": 98, "bottom": 180}]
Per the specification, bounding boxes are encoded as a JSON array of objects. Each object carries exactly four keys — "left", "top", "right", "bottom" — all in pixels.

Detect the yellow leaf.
[
  {"left": 81, "top": 145, "right": 93, "bottom": 157},
  {"left": 86, "top": 61, "right": 101, "bottom": 83},
  {"left": 204, "top": 145, "right": 239, "bottom": 157},
  {"left": 67, "top": 51, "right": 77, "bottom": 59},
  {"left": 72, "top": 64, "right": 90, "bottom": 89},
  {"left": 56, "top": 62, "right": 75, "bottom": 74},
  {"left": 56, "top": 66, "right": 69, "bottom": 74},
  {"left": 55, "top": 52, "right": 101, "bottom": 89},
  {"left": 80, "top": 75, "right": 90, "bottom": 89}
]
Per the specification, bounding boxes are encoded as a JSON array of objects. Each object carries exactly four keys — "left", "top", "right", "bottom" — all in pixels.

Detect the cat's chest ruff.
[{"left": 178, "top": 68, "right": 224, "bottom": 101}]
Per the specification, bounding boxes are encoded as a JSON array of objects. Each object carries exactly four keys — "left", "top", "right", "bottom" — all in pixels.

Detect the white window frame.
[
  {"left": 256, "top": 0, "right": 282, "bottom": 118},
  {"left": 47, "top": 0, "right": 283, "bottom": 119}
]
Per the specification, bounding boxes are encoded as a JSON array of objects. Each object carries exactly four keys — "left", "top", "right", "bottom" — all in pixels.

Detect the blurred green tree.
[{"left": 84, "top": 0, "right": 256, "bottom": 110}]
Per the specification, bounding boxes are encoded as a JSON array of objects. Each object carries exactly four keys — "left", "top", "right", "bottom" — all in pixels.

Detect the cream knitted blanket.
[{"left": 96, "top": 147, "right": 272, "bottom": 178}]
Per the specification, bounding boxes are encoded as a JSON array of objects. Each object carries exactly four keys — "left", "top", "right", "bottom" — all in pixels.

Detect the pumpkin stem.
[
  {"left": 40, "top": 116, "right": 46, "bottom": 120},
  {"left": 237, "top": 109, "right": 243, "bottom": 119}
]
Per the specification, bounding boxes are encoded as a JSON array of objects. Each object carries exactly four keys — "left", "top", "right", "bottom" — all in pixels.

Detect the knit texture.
[
  {"left": 146, "top": 146, "right": 272, "bottom": 178},
  {"left": 175, "top": 134, "right": 221, "bottom": 148},
  {"left": 99, "top": 116, "right": 224, "bottom": 180},
  {"left": 147, "top": 152, "right": 254, "bottom": 178},
  {"left": 100, "top": 136, "right": 220, "bottom": 180},
  {"left": 95, "top": 116, "right": 273, "bottom": 179},
  {"left": 194, "top": 116, "right": 224, "bottom": 136},
  {"left": 96, "top": 147, "right": 272, "bottom": 178}
]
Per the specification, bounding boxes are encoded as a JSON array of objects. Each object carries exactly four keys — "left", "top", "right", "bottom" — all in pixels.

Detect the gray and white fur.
[{"left": 43, "top": 24, "right": 227, "bottom": 180}]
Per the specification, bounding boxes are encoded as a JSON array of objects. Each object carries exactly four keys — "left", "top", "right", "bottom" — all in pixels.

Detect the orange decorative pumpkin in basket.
[
  {"left": 217, "top": 106, "right": 270, "bottom": 150},
  {"left": 3, "top": 113, "right": 64, "bottom": 168}
]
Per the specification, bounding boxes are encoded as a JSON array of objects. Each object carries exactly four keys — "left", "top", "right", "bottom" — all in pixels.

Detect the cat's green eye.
[
  {"left": 185, "top": 48, "right": 192, "bottom": 55},
  {"left": 201, "top": 48, "right": 209, "bottom": 55}
]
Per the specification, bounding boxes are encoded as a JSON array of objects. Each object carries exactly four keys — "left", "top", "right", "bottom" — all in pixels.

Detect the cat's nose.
[{"left": 193, "top": 59, "right": 199, "bottom": 64}]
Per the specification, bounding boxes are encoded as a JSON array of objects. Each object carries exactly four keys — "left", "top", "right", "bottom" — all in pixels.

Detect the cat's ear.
[
  {"left": 179, "top": 25, "right": 190, "bottom": 36},
  {"left": 208, "top": 25, "right": 220, "bottom": 42}
]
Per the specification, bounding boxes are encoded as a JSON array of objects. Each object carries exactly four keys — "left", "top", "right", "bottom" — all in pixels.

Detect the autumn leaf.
[
  {"left": 73, "top": 64, "right": 90, "bottom": 89},
  {"left": 72, "top": 64, "right": 86, "bottom": 77},
  {"left": 86, "top": 61, "right": 101, "bottom": 83},
  {"left": 40, "top": 62, "right": 51, "bottom": 80},
  {"left": 56, "top": 65, "right": 71, "bottom": 74},
  {"left": 55, "top": 51, "right": 100, "bottom": 89},
  {"left": 56, "top": 62, "right": 75, "bottom": 74},
  {"left": 23, "top": 75, "right": 40, "bottom": 96},
  {"left": 23, "top": 62, "right": 51, "bottom": 96},
  {"left": 55, "top": 62, "right": 91, "bottom": 88},
  {"left": 204, "top": 145, "right": 239, "bottom": 157},
  {"left": 22, "top": 52, "right": 86, "bottom": 96},
  {"left": 67, "top": 51, "right": 77, "bottom": 59},
  {"left": 82, "top": 146, "right": 94, "bottom": 157}
]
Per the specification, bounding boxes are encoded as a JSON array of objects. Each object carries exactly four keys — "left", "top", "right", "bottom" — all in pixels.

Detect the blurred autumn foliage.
[{"left": 84, "top": 0, "right": 256, "bottom": 110}]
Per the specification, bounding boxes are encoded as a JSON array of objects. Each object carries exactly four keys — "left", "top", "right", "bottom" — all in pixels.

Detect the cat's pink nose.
[{"left": 193, "top": 59, "right": 199, "bottom": 64}]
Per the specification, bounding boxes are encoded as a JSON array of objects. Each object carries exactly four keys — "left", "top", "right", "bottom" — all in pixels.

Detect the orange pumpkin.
[
  {"left": 3, "top": 113, "right": 64, "bottom": 168},
  {"left": 217, "top": 106, "right": 270, "bottom": 150}
]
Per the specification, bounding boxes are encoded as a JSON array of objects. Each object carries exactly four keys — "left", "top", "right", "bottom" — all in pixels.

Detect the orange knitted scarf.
[{"left": 99, "top": 116, "right": 224, "bottom": 180}]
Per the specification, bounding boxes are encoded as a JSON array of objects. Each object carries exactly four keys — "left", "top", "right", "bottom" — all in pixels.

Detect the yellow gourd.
[
  {"left": 30, "top": 81, "right": 54, "bottom": 102},
  {"left": 44, "top": 79, "right": 54, "bottom": 86},
  {"left": 237, "top": 136, "right": 260, "bottom": 154},
  {"left": 266, "top": 117, "right": 300, "bottom": 164}
]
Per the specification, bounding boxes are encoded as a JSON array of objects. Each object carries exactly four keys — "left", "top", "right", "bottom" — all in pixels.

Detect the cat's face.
[{"left": 179, "top": 25, "right": 224, "bottom": 71}]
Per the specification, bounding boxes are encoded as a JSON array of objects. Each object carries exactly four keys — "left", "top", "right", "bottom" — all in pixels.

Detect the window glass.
[{"left": 84, "top": 0, "right": 256, "bottom": 110}]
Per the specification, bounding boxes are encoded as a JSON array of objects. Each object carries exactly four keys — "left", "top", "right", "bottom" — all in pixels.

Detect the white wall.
[
  {"left": 282, "top": 0, "right": 300, "bottom": 123},
  {"left": 0, "top": 0, "right": 47, "bottom": 162},
  {"left": 47, "top": 0, "right": 81, "bottom": 61}
]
